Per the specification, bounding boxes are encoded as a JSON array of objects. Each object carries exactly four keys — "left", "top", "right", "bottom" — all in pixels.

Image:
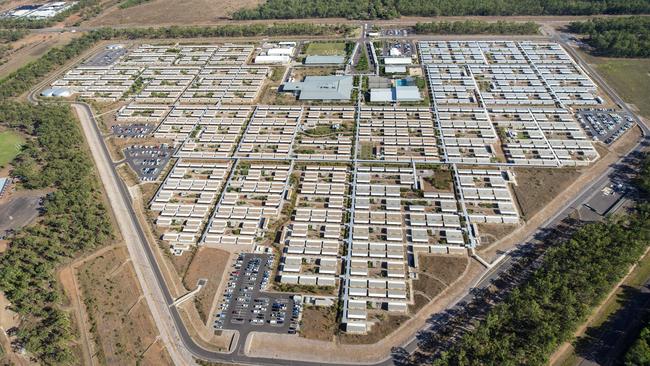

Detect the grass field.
[
  {"left": 304, "top": 42, "right": 347, "bottom": 56},
  {"left": 0, "top": 130, "right": 24, "bottom": 167},
  {"left": 585, "top": 54, "right": 650, "bottom": 119}
]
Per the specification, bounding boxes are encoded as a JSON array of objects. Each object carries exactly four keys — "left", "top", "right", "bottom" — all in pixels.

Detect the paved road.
[{"left": 62, "top": 35, "right": 649, "bottom": 366}]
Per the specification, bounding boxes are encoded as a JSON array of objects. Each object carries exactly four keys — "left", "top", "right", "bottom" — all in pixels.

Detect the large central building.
[{"left": 282, "top": 75, "right": 353, "bottom": 101}]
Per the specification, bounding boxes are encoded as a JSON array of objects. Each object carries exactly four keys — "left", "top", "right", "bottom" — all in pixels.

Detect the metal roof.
[
  {"left": 385, "top": 65, "right": 407, "bottom": 74},
  {"left": 283, "top": 76, "right": 353, "bottom": 101},
  {"left": 369, "top": 86, "right": 422, "bottom": 102},
  {"left": 395, "top": 86, "right": 422, "bottom": 101},
  {"left": 304, "top": 56, "right": 345, "bottom": 65}
]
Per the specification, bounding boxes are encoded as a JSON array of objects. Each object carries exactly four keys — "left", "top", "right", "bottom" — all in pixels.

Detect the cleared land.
[
  {"left": 0, "top": 130, "right": 24, "bottom": 167},
  {"left": 476, "top": 223, "right": 519, "bottom": 246},
  {"left": 300, "top": 305, "right": 338, "bottom": 341},
  {"left": 512, "top": 167, "right": 582, "bottom": 219},
  {"left": 418, "top": 254, "right": 469, "bottom": 285},
  {"left": 86, "top": 0, "right": 263, "bottom": 27},
  {"left": 77, "top": 246, "right": 173, "bottom": 365},
  {"left": 0, "top": 32, "right": 78, "bottom": 78},
  {"left": 304, "top": 42, "right": 347, "bottom": 56},
  {"left": 183, "top": 247, "right": 231, "bottom": 323}
]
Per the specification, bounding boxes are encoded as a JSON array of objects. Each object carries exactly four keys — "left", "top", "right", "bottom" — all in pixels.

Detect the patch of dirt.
[
  {"left": 299, "top": 305, "right": 338, "bottom": 341},
  {"left": 512, "top": 167, "right": 583, "bottom": 220},
  {"left": 183, "top": 247, "right": 231, "bottom": 323},
  {"left": 476, "top": 223, "right": 519, "bottom": 246},
  {"left": 417, "top": 254, "right": 469, "bottom": 285},
  {"left": 408, "top": 293, "right": 430, "bottom": 314},
  {"left": 141, "top": 338, "right": 174, "bottom": 366},
  {"left": 170, "top": 249, "right": 196, "bottom": 279},
  {"left": 612, "top": 125, "right": 642, "bottom": 156},
  {"left": 77, "top": 246, "right": 170, "bottom": 365},
  {"left": 412, "top": 273, "right": 446, "bottom": 299}
]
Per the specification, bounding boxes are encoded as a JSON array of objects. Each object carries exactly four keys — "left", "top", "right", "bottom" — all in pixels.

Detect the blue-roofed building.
[{"left": 282, "top": 75, "right": 353, "bottom": 101}]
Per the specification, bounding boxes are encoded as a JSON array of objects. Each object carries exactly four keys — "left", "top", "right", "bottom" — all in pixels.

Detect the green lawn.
[
  {"left": 304, "top": 42, "right": 347, "bottom": 56},
  {"left": 587, "top": 55, "right": 650, "bottom": 119},
  {"left": 0, "top": 130, "right": 25, "bottom": 167}
]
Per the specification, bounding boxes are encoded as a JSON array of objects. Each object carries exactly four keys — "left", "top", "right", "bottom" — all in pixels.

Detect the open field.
[
  {"left": 300, "top": 305, "right": 338, "bottom": 341},
  {"left": 512, "top": 167, "right": 583, "bottom": 220},
  {"left": 86, "top": 0, "right": 263, "bottom": 27},
  {"left": 77, "top": 246, "right": 173, "bottom": 365},
  {"left": 580, "top": 52, "right": 650, "bottom": 120},
  {"left": 304, "top": 42, "right": 347, "bottom": 56},
  {"left": 0, "top": 32, "right": 78, "bottom": 78},
  {"left": 417, "top": 254, "right": 468, "bottom": 285},
  {"left": 183, "top": 247, "right": 231, "bottom": 323},
  {"left": 0, "top": 130, "right": 24, "bottom": 167},
  {"left": 476, "top": 223, "right": 519, "bottom": 246}
]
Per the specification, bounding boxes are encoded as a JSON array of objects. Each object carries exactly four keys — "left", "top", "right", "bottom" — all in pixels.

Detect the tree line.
[
  {"left": 568, "top": 17, "right": 650, "bottom": 58},
  {"left": 0, "top": 29, "right": 28, "bottom": 43},
  {"left": 624, "top": 320, "right": 650, "bottom": 365},
  {"left": 0, "top": 102, "right": 113, "bottom": 364},
  {"left": 414, "top": 20, "right": 539, "bottom": 35},
  {"left": 431, "top": 205, "right": 650, "bottom": 365},
  {"left": 232, "top": 0, "right": 650, "bottom": 20}
]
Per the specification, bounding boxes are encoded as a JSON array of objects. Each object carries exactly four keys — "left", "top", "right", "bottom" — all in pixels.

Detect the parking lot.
[
  {"left": 123, "top": 144, "right": 174, "bottom": 181},
  {"left": 214, "top": 253, "right": 302, "bottom": 335},
  {"left": 379, "top": 39, "right": 414, "bottom": 57},
  {"left": 112, "top": 124, "right": 155, "bottom": 138},
  {"left": 577, "top": 110, "right": 635, "bottom": 145},
  {"left": 83, "top": 47, "right": 128, "bottom": 67},
  {"left": 381, "top": 28, "right": 410, "bottom": 37}
]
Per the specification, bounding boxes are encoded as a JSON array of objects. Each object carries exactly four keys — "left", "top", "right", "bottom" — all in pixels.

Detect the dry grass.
[
  {"left": 170, "top": 249, "right": 196, "bottom": 278},
  {"left": 116, "top": 163, "right": 139, "bottom": 187},
  {"left": 87, "top": 0, "right": 263, "bottom": 27},
  {"left": 77, "top": 246, "right": 172, "bottom": 365},
  {"left": 417, "top": 254, "right": 468, "bottom": 285},
  {"left": 183, "top": 247, "right": 231, "bottom": 323},
  {"left": 299, "top": 305, "right": 338, "bottom": 341},
  {"left": 476, "top": 223, "right": 519, "bottom": 246},
  {"left": 512, "top": 167, "right": 583, "bottom": 220},
  {"left": 412, "top": 274, "right": 446, "bottom": 299},
  {"left": 0, "top": 32, "right": 78, "bottom": 78},
  {"left": 140, "top": 182, "right": 160, "bottom": 204},
  {"left": 408, "top": 293, "right": 430, "bottom": 314}
]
